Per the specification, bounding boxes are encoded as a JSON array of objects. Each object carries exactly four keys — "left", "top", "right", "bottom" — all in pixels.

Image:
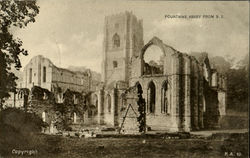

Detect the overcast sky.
[{"left": 13, "top": 0, "right": 249, "bottom": 73}]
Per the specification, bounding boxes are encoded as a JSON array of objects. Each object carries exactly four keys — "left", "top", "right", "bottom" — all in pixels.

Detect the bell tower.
[{"left": 101, "top": 11, "right": 144, "bottom": 85}]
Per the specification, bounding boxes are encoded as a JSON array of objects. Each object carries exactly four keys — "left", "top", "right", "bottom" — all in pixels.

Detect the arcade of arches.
[
  {"left": 92, "top": 12, "right": 227, "bottom": 132},
  {"left": 92, "top": 36, "right": 227, "bottom": 132}
]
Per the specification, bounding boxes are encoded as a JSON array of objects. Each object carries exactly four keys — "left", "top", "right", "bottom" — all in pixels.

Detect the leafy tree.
[
  {"left": 210, "top": 55, "right": 249, "bottom": 112},
  {"left": 136, "top": 85, "right": 146, "bottom": 133},
  {"left": 31, "top": 85, "right": 54, "bottom": 102},
  {"left": 236, "top": 53, "right": 249, "bottom": 72},
  {"left": 209, "top": 56, "right": 231, "bottom": 75},
  {"left": 226, "top": 54, "right": 248, "bottom": 112},
  {"left": 0, "top": 0, "right": 39, "bottom": 109},
  {"left": 53, "top": 89, "right": 86, "bottom": 130},
  {"left": 227, "top": 68, "right": 248, "bottom": 111}
]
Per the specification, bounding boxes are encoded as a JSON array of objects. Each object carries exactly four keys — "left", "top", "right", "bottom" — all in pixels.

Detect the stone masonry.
[{"left": 96, "top": 11, "right": 227, "bottom": 132}]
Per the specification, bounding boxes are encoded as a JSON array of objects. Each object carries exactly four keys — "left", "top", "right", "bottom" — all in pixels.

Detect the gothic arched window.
[
  {"left": 161, "top": 81, "right": 171, "bottom": 114},
  {"left": 133, "top": 35, "right": 137, "bottom": 49},
  {"left": 113, "top": 61, "right": 118, "bottom": 68},
  {"left": 107, "top": 94, "right": 111, "bottom": 113},
  {"left": 42, "top": 111, "right": 46, "bottom": 122},
  {"left": 93, "top": 94, "right": 98, "bottom": 107},
  {"left": 73, "top": 112, "right": 77, "bottom": 123},
  {"left": 147, "top": 81, "right": 156, "bottom": 113},
  {"left": 112, "top": 33, "right": 120, "bottom": 48}
]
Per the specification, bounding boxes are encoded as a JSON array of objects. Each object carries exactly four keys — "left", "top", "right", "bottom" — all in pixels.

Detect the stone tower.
[{"left": 101, "top": 11, "right": 144, "bottom": 85}]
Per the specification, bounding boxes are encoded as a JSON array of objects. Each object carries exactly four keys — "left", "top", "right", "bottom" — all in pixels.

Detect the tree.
[
  {"left": 227, "top": 68, "right": 248, "bottom": 111},
  {"left": 209, "top": 56, "right": 232, "bottom": 75},
  {"left": 226, "top": 54, "right": 249, "bottom": 111},
  {"left": 53, "top": 89, "right": 86, "bottom": 130},
  {"left": 210, "top": 55, "right": 249, "bottom": 112},
  {"left": 136, "top": 85, "right": 146, "bottom": 133},
  {"left": 0, "top": 0, "right": 39, "bottom": 109},
  {"left": 0, "top": 107, "right": 47, "bottom": 155}
]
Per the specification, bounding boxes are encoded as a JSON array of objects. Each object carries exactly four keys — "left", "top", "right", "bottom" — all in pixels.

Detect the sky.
[{"left": 13, "top": 0, "right": 249, "bottom": 73}]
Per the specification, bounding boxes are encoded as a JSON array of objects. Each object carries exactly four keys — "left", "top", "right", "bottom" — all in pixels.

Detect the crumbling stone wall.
[
  {"left": 22, "top": 55, "right": 94, "bottom": 94},
  {"left": 203, "top": 83, "right": 220, "bottom": 129},
  {"left": 94, "top": 12, "right": 227, "bottom": 133},
  {"left": 26, "top": 86, "right": 98, "bottom": 131},
  {"left": 119, "top": 89, "right": 140, "bottom": 133},
  {"left": 4, "top": 88, "right": 29, "bottom": 108},
  {"left": 97, "top": 35, "right": 227, "bottom": 133}
]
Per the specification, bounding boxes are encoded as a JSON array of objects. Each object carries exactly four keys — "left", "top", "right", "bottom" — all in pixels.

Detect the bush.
[{"left": 0, "top": 108, "right": 48, "bottom": 156}]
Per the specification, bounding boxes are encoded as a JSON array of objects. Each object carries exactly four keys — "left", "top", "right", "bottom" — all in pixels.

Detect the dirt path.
[{"left": 190, "top": 129, "right": 248, "bottom": 137}]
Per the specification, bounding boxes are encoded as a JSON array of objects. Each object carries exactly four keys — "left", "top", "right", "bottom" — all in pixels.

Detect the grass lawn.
[{"left": 3, "top": 133, "right": 248, "bottom": 158}]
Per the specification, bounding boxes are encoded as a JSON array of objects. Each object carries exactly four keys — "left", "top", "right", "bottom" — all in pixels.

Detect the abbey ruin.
[
  {"left": 6, "top": 11, "right": 227, "bottom": 133},
  {"left": 95, "top": 11, "right": 227, "bottom": 132}
]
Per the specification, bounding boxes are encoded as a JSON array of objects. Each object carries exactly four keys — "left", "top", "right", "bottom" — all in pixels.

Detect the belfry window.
[
  {"left": 112, "top": 33, "right": 120, "bottom": 48},
  {"left": 113, "top": 61, "right": 118, "bottom": 68},
  {"left": 115, "top": 23, "right": 119, "bottom": 29}
]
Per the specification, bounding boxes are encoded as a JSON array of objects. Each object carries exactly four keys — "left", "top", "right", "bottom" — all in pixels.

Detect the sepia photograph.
[{"left": 0, "top": 0, "right": 249, "bottom": 157}]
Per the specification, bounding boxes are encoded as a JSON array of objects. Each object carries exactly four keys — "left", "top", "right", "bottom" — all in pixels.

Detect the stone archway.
[
  {"left": 140, "top": 37, "right": 167, "bottom": 59},
  {"left": 161, "top": 81, "right": 168, "bottom": 113},
  {"left": 140, "top": 37, "right": 173, "bottom": 76},
  {"left": 120, "top": 93, "right": 126, "bottom": 112},
  {"left": 106, "top": 94, "right": 111, "bottom": 113},
  {"left": 147, "top": 81, "right": 156, "bottom": 113},
  {"left": 42, "top": 111, "right": 46, "bottom": 122},
  {"left": 92, "top": 94, "right": 98, "bottom": 106},
  {"left": 135, "top": 82, "right": 143, "bottom": 94}
]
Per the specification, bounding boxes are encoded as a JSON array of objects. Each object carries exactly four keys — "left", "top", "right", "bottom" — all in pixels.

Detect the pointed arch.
[
  {"left": 147, "top": 81, "right": 156, "bottom": 113},
  {"left": 42, "top": 111, "right": 46, "bottom": 122},
  {"left": 92, "top": 94, "right": 98, "bottom": 107},
  {"left": 161, "top": 80, "right": 171, "bottom": 114},
  {"left": 112, "top": 33, "right": 120, "bottom": 48},
  {"left": 140, "top": 37, "right": 176, "bottom": 59},
  {"left": 106, "top": 94, "right": 111, "bottom": 113},
  {"left": 120, "top": 93, "right": 126, "bottom": 107},
  {"left": 120, "top": 93, "right": 126, "bottom": 112},
  {"left": 135, "top": 81, "right": 143, "bottom": 94},
  {"left": 73, "top": 112, "right": 77, "bottom": 123}
]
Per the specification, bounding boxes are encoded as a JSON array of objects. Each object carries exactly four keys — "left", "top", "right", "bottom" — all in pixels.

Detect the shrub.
[{"left": 0, "top": 108, "right": 48, "bottom": 156}]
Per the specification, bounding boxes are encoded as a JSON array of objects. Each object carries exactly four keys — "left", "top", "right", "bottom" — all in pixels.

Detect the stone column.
[
  {"left": 170, "top": 53, "right": 180, "bottom": 132},
  {"left": 98, "top": 89, "right": 104, "bottom": 124},
  {"left": 111, "top": 88, "right": 119, "bottom": 126},
  {"left": 198, "top": 66, "right": 204, "bottom": 129},
  {"left": 156, "top": 83, "right": 161, "bottom": 114},
  {"left": 147, "top": 88, "right": 150, "bottom": 113},
  {"left": 102, "top": 17, "right": 108, "bottom": 83},
  {"left": 13, "top": 92, "right": 16, "bottom": 108},
  {"left": 183, "top": 56, "right": 191, "bottom": 132},
  {"left": 193, "top": 62, "right": 199, "bottom": 130},
  {"left": 211, "top": 72, "right": 218, "bottom": 87},
  {"left": 38, "top": 57, "right": 41, "bottom": 86},
  {"left": 73, "top": 112, "right": 77, "bottom": 124}
]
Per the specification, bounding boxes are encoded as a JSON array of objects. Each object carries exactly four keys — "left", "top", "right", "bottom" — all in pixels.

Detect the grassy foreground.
[{"left": 2, "top": 132, "right": 248, "bottom": 158}]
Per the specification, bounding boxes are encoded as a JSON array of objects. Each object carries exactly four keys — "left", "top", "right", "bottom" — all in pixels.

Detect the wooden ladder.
[{"left": 119, "top": 104, "right": 137, "bottom": 134}]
